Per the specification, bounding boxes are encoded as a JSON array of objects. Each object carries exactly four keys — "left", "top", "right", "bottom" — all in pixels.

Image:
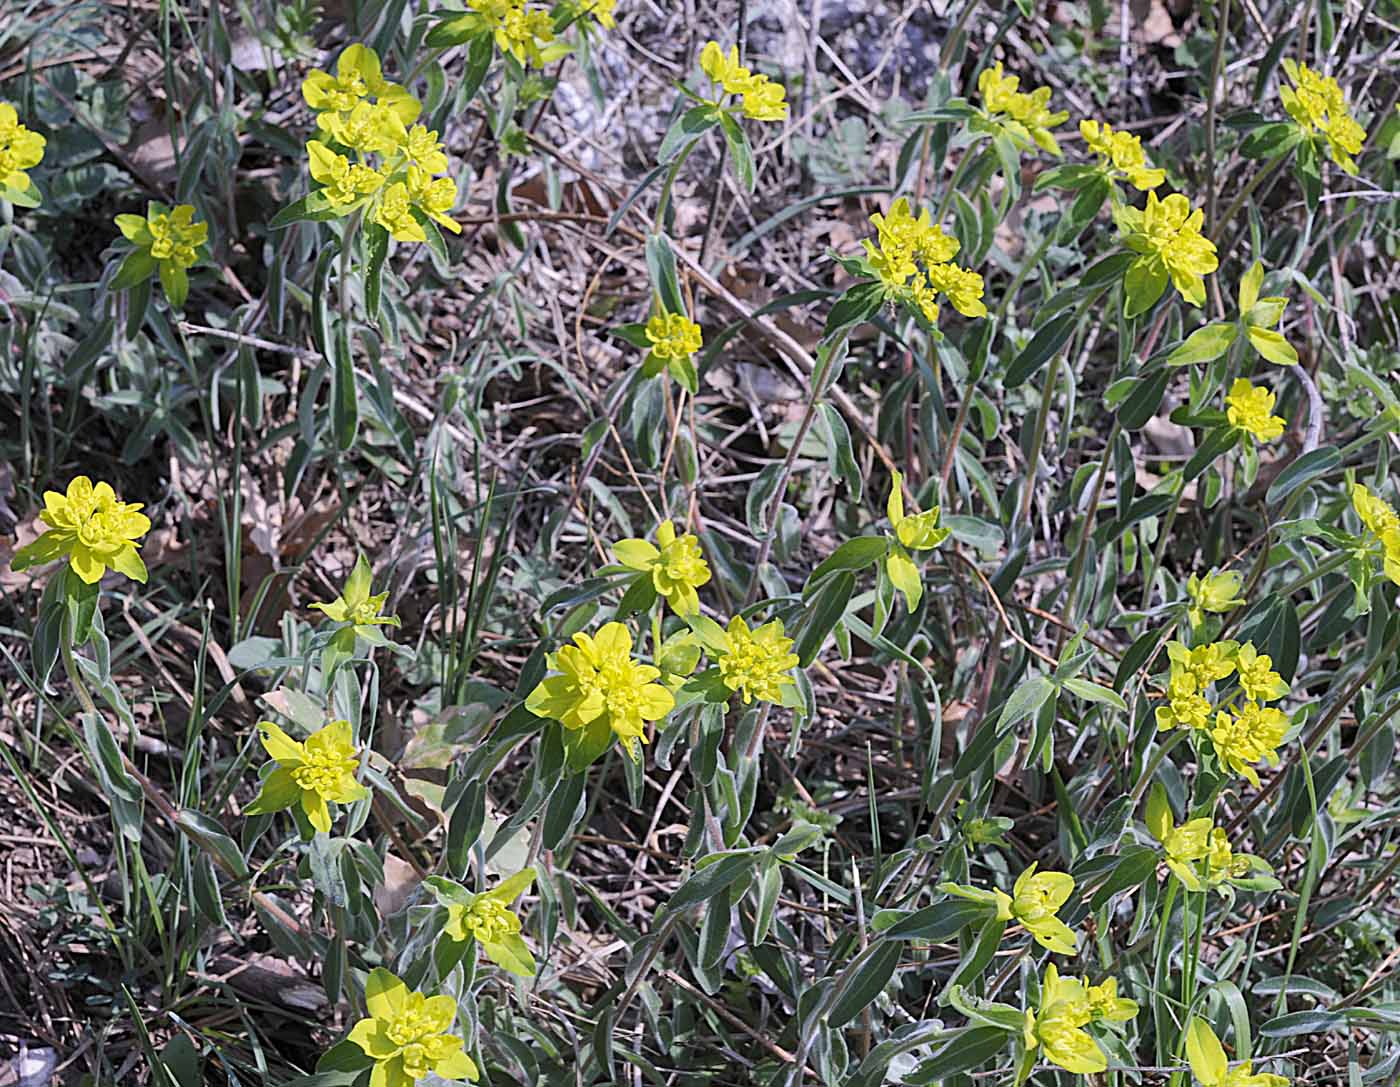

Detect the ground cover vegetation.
[{"left": 2, "top": 0, "right": 1400, "bottom": 1085}]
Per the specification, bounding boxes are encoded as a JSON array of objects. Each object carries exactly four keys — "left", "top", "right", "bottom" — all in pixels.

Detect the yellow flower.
[
  {"left": 1225, "top": 378, "right": 1286, "bottom": 443},
  {"left": 0, "top": 101, "right": 46, "bottom": 194},
  {"left": 1351, "top": 484, "right": 1400, "bottom": 587},
  {"left": 1079, "top": 118, "right": 1164, "bottom": 191},
  {"left": 1234, "top": 642, "right": 1288, "bottom": 702},
  {"left": 977, "top": 63, "right": 1023, "bottom": 115},
  {"left": 1024, "top": 963, "right": 1106, "bottom": 1074},
  {"left": 1188, "top": 1017, "right": 1290, "bottom": 1087},
  {"left": 245, "top": 719, "right": 370, "bottom": 834},
  {"left": 1155, "top": 672, "right": 1213, "bottom": 732},
  {"left": 1237, "top": 262, "right": 1299, "bottom": 365},
  {"left": 348, "top": 969, "right": 478, "bottom": 1087},
  {"left": 303, "top": 43, "right": 389, "bottom": 113},
  {"left": 1352, "top": 483, "right": 1399, "bottom": 536},
  {"left": 525, "top": 622, "right": 675, "bottom": 759},
  {"left": 374, "top": 181, "right": 426, "bottom": 242},
  {"left": 113, "top": 202, "right": 209, "bottom": 306},
  {"left": 303, "top": 44, "right": 419, "bottom": 125},
  {"left": 699, "top": 41, "right": 753, "bottom": 95},
  {"left": 977, "top": 63, "right": 1067, "bottom": 155},
  {"left": 1204, "top": 827, "right": 1253, "bottom": 885},
  {"left": 441, "top": 869, "right": 537, "bottom": 977},
  {"left": 406, "top": 165, "right": 462, "bottom": 234},
  {"left": 318, "top": 99, "right": 407, "bottom": 155},
  {"left": 645, "top": 312, "right": 703, "bottom": 362},
  {"left": 741, "top": 75, "right": 788, "bottom": 122},
  {"left": 860, "top": 198, "right": 982, "bottom": 324},
  {"left": 925, "top": 261, "right": 987, "bottom": 317},
  {"left": 1167, "top": 640, "right": 1238, "bottom": 691},
  {"left": 11, "top": 476, "right": 151, "bottom": 585},
  {"left": 1117, "top": 191, "right": 1219, "bottom": 308},
  {"left": 1085, "top": 977, "right": 1139, "bottom": 1023},
  {"left": 311, "top": 554, "right": 400, "bottom": 640},
  {"left": 488, "top": 2, "right": 562, "bottom": 67},
  {"left": 579, "top": 0, "right": 616, "bottom": 28},
  {"left": 716, "top": 615, "right": 799, "bottom": 705},
  {"left": 1280, "top": 59, "right": 1366, "bottom": 174},
  {"left": 1008, "top": 864, "right": 1078, "bottom": 955},
  {"left": 884, "top": 470, "right": 951, "bottom": 610},
  {"left": 307, "top": 140, "right": 386, "bottom": 207},
  {"left": 613, "top": 520, "right": 712, "bottom": 616},
  {"left": 403, "top": 125, "right": 450, "bottom": 175},
  {"left": 1209, "top": 702, "right": 1288, "bottom": 788},
  {"left": 1146, "top": 786, "right": 1213, "bottom": 891},
  {"left": 1186, "top": 569, "right": 1245, "bottom": 627}
]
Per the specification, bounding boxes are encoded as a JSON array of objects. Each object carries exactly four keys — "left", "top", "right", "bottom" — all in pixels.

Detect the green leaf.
[
  {"left": 333, "top": 326, "right": 359, "bottom": 452},
  {"left": 794, "top": 571, "right": 854, "bottom": 666},
  {"left": 657, "top": 106, "right": 718, "bottom": 165},
  {"left": 824, "top": 280, "right": 886, "bottom": 337},
  {"left": 111, "top": 248, "right": 157, "bottom": 291},
  {"left": 1166, "top": 322, "right": 1239, "bottom": 366},
  {"left": 877, "top": 899, "right": 989, "bottom": 940},
  {"left": 719, "top": 113, "right": 755, "bottom": 193},
  {"left": 1258, "top": 1009, "right": 1348, "bottom": 1037},
  {"left": 1123, "top": 255, "right": 1169, "bottom": 317},
  {"left": 668, "top": 851, "right": 759, "bottom": 912},
  {"left": 645, "top": 233, "right": 685, "bottom": 315},
  {"left": 805, "top": 537, "right": 889, "bottom": 593},
  {"left": 1247, "top": 325, "right": 1299, "bottom": 365},
  {"left": 460, "top": 31, "right": 495, "bottom": 102},
  {"left": 1266, "top": 445, "right": 1340, "bottom": 505},
  {"left": 997, "top": 674, "right": 1056, "bottom": 731},
  {"left": 1061, "top": 676, "right": 1127, "bottom": 710},
  {"left": 1240, "top": 123, "right": 1300, "bottom": 159},
  {"left": 363, "top": 221, "right": 390, "bottom": 323},
  {"left": 269, "top": 191, "right": 338, "bottom": 229},
  {"left": 1184, "top": 428, "right": 1241, "bottom": 481},
  {"left": 829, "top": 940, "right": 901, "bottom": 1028},
  {"left": 1004, "top": 311, "right": 1078, "bottom": 388},
  {"left": 1186, "top": 1018, "right": 1229, "bottom": 1087},
  {"left": 1116, "top": 367, "right": 1173, "bottom": 430},
  {"left": 905, "top": 1027, "right": 1013, "bottom": 1083}
]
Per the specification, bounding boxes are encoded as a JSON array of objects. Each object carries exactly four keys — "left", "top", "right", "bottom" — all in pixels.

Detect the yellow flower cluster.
[
  {"left": 0, "top": 101, "right": 46, "bottom": 196},
  {"left": 1352, "top": 484, "right": 1400, "bottom": 586},
  {"left": 525, "top": 622, "right": 675, "bottom": 760},
  {"left": 1023, "top": 963, "right": 1138, "bottom": 1075},
  {"left": 698, "top": 41, "right": 789, "bottom": 122},
  {"left": 11, "top": 476, "right": 152, "bottom": 585},
  {"left": 1079, "top": 119, "right": 1164, "bottom": 191},
  {"left": 644, "top": 312, "right": 703, "bottom": 363},
  {"left": 302, "top": 45, "right": 461, "bottom": 243},
  {"left": 1156, "top": 639, "right": 1290, "bottom": 788},
  {"left": 941, "top": 864, "right": 1079, "bottom": 955},
  {"left": 862, "top": 197, "right": 986, "bottom": 323},
  {"left": 349, "top": 969, "right": 478, "bottom": 1087},
  {"left": 977, "top": 63, "right": 1068, "bottom": 155},
  {"left": 716, "top": 614, "right": 800, "bottom": 705},
  {"left": 1115, "top": 191, "right": 1219, "bottom": 308},
  {"left": 245, "top": 719, "right": 370, "bottom": 833},
  {"left": 884, "top": 470, "right": 951, "bottom": 609},
  {"left": 1188, "top": 1017, "right": 1290, "bottom": 1087},
  {"left": 1225, "top": 377, "right": 1286, "bottom": 444},
  {"left": 471, "top": 0, "right": 568, "bottom": 68},
  {"left": 1186, "top": 569, "right": 1245, "bottom": 628},
  {"left": 613, "top": 519, "right": 712, "bottom": 615},
  {"left": 1146, "top": 786, "right": 1261, "bottom": 893},
  {"left": 1280, "top": 59, "right": 1367, "bottom": 174},
  {"left": 441, "top": 869, "right": 538, "bottom": 977}
]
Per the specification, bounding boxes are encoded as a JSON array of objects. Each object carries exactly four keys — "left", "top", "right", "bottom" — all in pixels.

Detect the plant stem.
[{"left": 742, "top": 334, "right": 847, "bottom": 604}]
